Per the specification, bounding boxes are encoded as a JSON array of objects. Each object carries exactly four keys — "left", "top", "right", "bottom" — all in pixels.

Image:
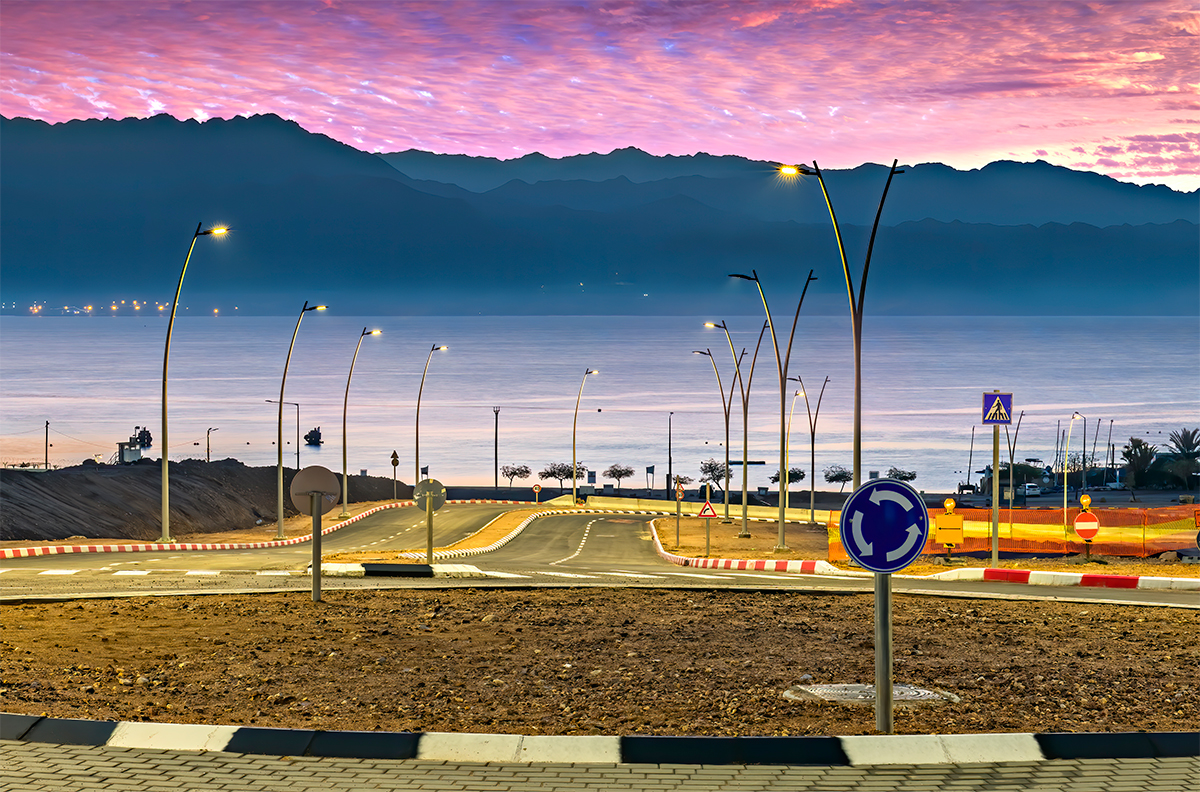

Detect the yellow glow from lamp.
[{"left": 779, "top": 164, "right": 800, "bottom": 177}]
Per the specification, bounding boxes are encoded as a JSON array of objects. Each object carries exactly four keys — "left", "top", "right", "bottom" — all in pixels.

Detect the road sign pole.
[
  {"left": 311, "top": 492, "right": 322, "bottom": 603},
  {"left": 992, "top": 422, "right": 1000, "bottom": 567},
  {"left": 875, "top": 572, "right": 893, "bottom": 733},
  {"left": 426, "top": 496, "right": 434, "bottom": 565},
  {"left": 676, "top": 500, "right": 681, "bottom": 547}
]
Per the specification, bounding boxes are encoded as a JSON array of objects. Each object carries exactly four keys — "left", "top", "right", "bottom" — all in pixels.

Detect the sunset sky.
[{"left": 2, "top": 0, "right": 1197, "bottom": 189}]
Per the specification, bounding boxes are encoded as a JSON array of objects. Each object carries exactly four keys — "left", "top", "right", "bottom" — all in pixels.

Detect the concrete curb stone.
[{"left": 5, "top": 714, "right": 1197, "bottom": 766}]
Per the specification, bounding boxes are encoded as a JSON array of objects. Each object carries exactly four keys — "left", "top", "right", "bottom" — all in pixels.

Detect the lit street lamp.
[
  {"left": 1063, "top": 411, "right": 1085, "bottom": 530},
  {"left": 414, "top": 344, "right": 448, "bottom": 486},
  {"left": 161, "top": 222, "right": 227, "bottom": 543},
  {"left": 729, "top": 269, "right": 817, "bottom": 551},
  {"left": 705, "top": 321, "right": 767, "bottom": 535},
  {"left": 693, "top": 346, "right": 742, "bottom": 522},
  {"left": 572, "top": 368, "right": 598, "bottom": 505},
  {"left": 780, "top": 161, "right": 902, "bottom": 491},
  {"left": 275, "top": 301, "right": 326, "bottom": 539},
  {"left": 494, "top": 406, "right": 501, "bottom": 488},
  {"left": 206, "top": 427, "right": 218, "bottom": 463},
  {"left": 792, "top": 375, "right": 830, "bottom": 525},
  {"left": 340, "top": 328, "right": 381, "bottom": 519}
]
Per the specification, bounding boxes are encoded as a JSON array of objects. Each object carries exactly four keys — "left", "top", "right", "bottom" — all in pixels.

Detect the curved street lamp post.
[
  {"left": 792, "top": 375, "right": 830, "bottom": 525},
  {"left": 275, "top": 301, "right": 326, "bottom": 539},
  {"left": 706, "top": 321, "right": 766, "bottom": 536},
  {"left": 206, "top": 427, "right": 218, "bottom": 463},
  {"left": 1063, "top": 411, "right": 1085, "bottom": 532},
  {"left": 571, "top": 369, "right": 598, "bottom": 505},
  {"left": 729, "top": 269, "right": 817, "bottom": 551},
  {"left": 414, "top": 345, "right": 448, "bottom": 485},
  {"left": 693, "top": 346, "right": 742, "bottom": 522},
  {"left": 340, "top": 328, "right": 381, "bottom": 519},
  {"left": 160, "top": 222, "right": 227, "bottom": 543}
]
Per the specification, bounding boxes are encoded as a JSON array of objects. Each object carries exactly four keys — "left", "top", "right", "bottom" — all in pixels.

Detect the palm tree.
[
  {"left": 1166, "top": 428, "right": 1199, "bottom": 490},
  {"left": 1121, "top": 438, "right": 1157, "bottom": 491}
]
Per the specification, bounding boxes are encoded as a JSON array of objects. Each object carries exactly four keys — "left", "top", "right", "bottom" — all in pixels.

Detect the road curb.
[
  {"left": 0, "top": 500, "right": 537, "bottom": 560},
  {"left": 4, "top": 714, "right": 1195, "bottom": 765}
]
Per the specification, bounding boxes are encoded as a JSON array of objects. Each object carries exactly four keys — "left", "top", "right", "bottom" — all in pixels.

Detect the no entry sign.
[{"left": 1073, "top": 511, "right": 1100, "bottom": 541}]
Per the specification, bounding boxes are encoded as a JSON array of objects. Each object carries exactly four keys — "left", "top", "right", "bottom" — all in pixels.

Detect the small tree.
[
  {"left": 604, "top": 464, "right": 634, "bottom": 490},
  {"left": 886, "top": 466, "right": 917, "bottom": 482},
  {"left": 500, "top": 464, "right": 531, "bottom": 487},
  {"left": 539, "top": 462, "right": 586, "bottom": 490},
  {"left": 823, "top": 464, "right": 852, "bottom": 492},
  {"left": 699, "top": 458, "right": 730, "bottom": 493},
  {"left": 1121, "top": 438, "right": 1157, "bottom": 490},
  {"left": 769, "top": 467, "right": 806, "bottom": 484},
  {"left": 674, "top": 475, "right": 695, "bottom": 486},
  {"left": 1167, "top": 428, "right": 1200, "bottom": 490}
]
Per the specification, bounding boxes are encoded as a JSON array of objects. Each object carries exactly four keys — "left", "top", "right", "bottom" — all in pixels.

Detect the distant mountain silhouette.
[{"left": 1, "top": 113, "right": 1195, "bottom": 316}]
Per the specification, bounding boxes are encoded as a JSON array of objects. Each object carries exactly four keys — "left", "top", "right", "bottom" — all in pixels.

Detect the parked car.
[
  {"left": 1104, "top": 480, "right": 1127, "bottom": 490},
  {"left": 1023, "top": 483, "right": 1041, "bottom": 497}
]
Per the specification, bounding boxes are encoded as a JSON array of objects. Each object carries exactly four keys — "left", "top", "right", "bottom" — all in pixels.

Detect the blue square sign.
[{"left": 982, "top": 392, "right": 1013, "bottom": 425}]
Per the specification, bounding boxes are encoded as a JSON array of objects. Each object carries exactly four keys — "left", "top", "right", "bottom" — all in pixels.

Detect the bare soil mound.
[{"left": 0, "top": 459, "right": 413, "bottom": 542}]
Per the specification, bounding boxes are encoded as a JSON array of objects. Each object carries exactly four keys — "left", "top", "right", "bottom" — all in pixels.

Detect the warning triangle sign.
[
  {"left": 697, "top": 501, "right": 718, "bottom": 517},
  {"left": 984, "top": 396, "right": 1010, "bottom": 422}
]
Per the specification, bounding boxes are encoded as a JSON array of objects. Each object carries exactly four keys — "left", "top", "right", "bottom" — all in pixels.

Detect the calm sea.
[{"left": 1, "top": 315, "right": 1196, "bottom": 494}]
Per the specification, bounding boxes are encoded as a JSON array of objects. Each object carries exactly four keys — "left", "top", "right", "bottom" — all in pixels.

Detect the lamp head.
[
  {"left": 692, "top": 350, "right": 710, "bottom": 356},
  {"left": 944, "top": 498, "right": 955, "bottom": 514},
  {"left": 728, "top": 273, "right": 756, "bottom": 282},
  {"left": 587, "top": 369, "right": 598, "bottom": 375},
  {"left": 436, "top": 345, "right": 448, "bottom": 351}
]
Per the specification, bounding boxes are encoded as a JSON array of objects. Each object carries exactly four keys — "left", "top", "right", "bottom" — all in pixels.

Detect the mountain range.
[{"left": 1, "top": 113, "right": 1195, "bottom": 316}]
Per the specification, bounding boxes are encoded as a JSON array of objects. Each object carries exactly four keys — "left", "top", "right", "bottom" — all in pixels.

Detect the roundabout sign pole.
[{"left": 839, "top": 477, "right": 930, "bottom": 733}]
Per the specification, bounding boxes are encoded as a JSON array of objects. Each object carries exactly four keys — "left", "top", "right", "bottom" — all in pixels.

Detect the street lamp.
[
  {"left": 494, "top": 406, "right": 501, "bottom": 488},
  {"left": 792, "top": 375, "right": 830, "bottom": 525},
  {"left": 414, "top": 344, "right": 447, "bottom": 485},
  {"left": 161, "top": 222, "right": 227, "bottom": 543},
  {"left": 572, "top": 368, "right": 598, "bottom": 506},
  {"left": 265, "top": 400, "right": 300, "bottom": 469},
  {"left": 780, "top": 161, "right": 902, "bottom": 490},
  {"left": 339, "top": 328, "right": 381, "bottom": 519},
  {"left": 729, "top": 269, "right": 817, "bottom": 552},
  {"left": 706, "top": 320, "right": 767, "bottom": 535},
  {"left": 693, "top": 347, "right": 741, "bottom": 522},
  {"left": 1063, "top": 411, "right": 1085, "bottom": 530},
  {"left": 206, "top": 427, "right": 218, "bottom": 463},
  {"left": 276, "top": 300, "right": 326, "bottom": 539}
]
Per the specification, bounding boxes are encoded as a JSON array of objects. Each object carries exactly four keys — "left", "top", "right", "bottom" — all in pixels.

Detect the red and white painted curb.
[
  {"left": 0, "top": 500, "right": 535, "bottom": 560},
  {"left": 926, "top": 566, "right": 1200, "bottom": 591}
]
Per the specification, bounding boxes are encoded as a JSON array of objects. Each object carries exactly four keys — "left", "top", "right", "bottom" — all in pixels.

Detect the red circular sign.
[
  {"left": 1073, "top": 511, "right": 1100, "bottom": 541},
  {"left": 532, "top": 484, "right": 541, "bottom": 493}
]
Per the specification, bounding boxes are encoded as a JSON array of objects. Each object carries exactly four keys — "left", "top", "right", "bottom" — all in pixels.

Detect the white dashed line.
[
  {"left": 551, "top": 518, "right": 598, "bottom": 565},
  {"left": 481, "top": 571, "right": 531, "bottom": 578},
  {"left": 185, "top": 570, "right": 221, "bottom": 576},
  {"left": 538, "top": 571, "right": 599, "bottom": 579},
  {"left": 113, "top": 570, "right": 150, "bottom": 576},
  {"left": 727, "top": 572, "right": 790, "bottom": 580},
  {"left": 661, "top": 571, "right": 735, "bottom": 580},
  {"left": 38, "top": 569, "right": 81, "bottom": 576},
  {"left": 256, "top": 571, "right": 291, "bottom": 576},
  {"left": 597, "top": 571, "right": 664, "bottom": 579}
]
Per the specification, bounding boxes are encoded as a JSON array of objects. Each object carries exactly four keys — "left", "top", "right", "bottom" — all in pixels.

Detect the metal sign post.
[
  {"left": 414, "top": 478, "right": 447, "bottom": 565},
  {"left": 982, "top": 391, "right": 1013, "bottom": 567},
  {"left": 290, "top": 465, "right": 341, "bottom": 603},
  {"left": 390, "top": 450, "right": 399, "bottom": 501},
  {"left": 839, "top": 478, "right": 930, "bottom": 733},
  {"left": 675, "top": 479, "right": 685, "bottom": 547}
]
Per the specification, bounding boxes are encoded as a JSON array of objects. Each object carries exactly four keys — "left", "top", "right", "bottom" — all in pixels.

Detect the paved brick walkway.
[{"left": 2, "top": 741, "right": 1196, "bottom": 791}]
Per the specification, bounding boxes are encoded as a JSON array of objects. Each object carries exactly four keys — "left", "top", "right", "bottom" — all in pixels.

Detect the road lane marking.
[
  {"left": 727, "top": 572, "right": 790, "bottom": 580},
  {"left": 538, "top": 571, "right": 599, "bottom": 579},
  {"left": 38, "top": 570, "right": 81, "bottom": 575},
  {"left": 661, "top": 571, "right": 735, "bottom": 580},
  {"left": 551, "top": 518, "right": 598, "bottom": 565},
  {"left": 256, "top": 571, "right": 292, "bottom": 576},
  {"left": 185, "top": 570, "right": 221, "bottom": 576},
  {"left": 598, "top": 571, "right": 664, "bottom": 579},
  {"left": 481, "top": 571, "right": 530, "bottom": 578},
  {"left": 113, "top": 570, "right": 150, "bottom": 576}
]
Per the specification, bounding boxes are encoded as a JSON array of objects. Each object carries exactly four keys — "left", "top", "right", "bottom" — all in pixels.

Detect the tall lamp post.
[
  {"left": 782, "top": 161, "right": 902, "bottom": 490},
  {"left": 1063, "top": 411, "right": 1085, "bottom": 531},
  {"left": 494, "top": 406, "right": 501, "bottom": 488},
  {"left": 206, "top": 427, "right": 218, "bottom": 463},
  {"left": 265, "top": 400, "right": 300, "bottom": 469},
  {"left": 339, "top": 328, "right": 381, "bottom": 519},
  {"left": 706, "top": 320, "right": 766, "bottom": 536},
  {"left": 693, "top": 347, "right": 741, "bottom": 522},
  {"left": 729, "top": 269, "right": 817, "bottom": 552},
  {"left": 276, "top": 301, "right": 326, "bottom": 539},
  {"left": 160, "top": 222, "right": 227, "bottom": 543},
  {"left": 793, "top": 375, "right": 830, "bottom": 524},
  {"left": 414, "top": 344, "right": 447, "bottom": 486},
  {"left": 572, "top": 368, "right": 598, "bottom": 505}
]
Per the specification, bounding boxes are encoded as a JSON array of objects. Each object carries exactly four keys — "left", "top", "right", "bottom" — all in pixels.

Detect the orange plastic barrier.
[{"left": 827, "top": 506, "right": 1199, "bottom": 560}]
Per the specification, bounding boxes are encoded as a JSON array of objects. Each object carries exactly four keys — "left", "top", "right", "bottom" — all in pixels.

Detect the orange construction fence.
[{"left": 827, "top": 505, "right": 1199, "bottom": 560}]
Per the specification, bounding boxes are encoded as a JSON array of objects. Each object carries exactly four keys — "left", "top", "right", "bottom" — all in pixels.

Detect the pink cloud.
[{"left": 1, "top": 0, "right": 1197, "bottom": 188}]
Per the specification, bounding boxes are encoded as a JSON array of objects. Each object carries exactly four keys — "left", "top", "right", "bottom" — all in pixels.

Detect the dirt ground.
[{"left": 2, "top": 589, "right": 1196, "bottom": 736}]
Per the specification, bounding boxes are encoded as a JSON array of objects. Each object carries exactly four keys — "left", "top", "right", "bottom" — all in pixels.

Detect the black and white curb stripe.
[{"left": 3, "top": 715, "right": 1195, "bottom": 765}]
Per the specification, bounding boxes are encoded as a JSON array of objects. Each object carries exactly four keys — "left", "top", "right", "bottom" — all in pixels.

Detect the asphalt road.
[{"left": 1, "top": 506, "right": 1196, "bottom": 608}]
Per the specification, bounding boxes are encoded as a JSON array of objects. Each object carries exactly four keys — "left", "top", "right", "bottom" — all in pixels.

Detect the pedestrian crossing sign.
[
  {"left": 697, "top": 501, "right": 717, "bottom": 518},
  {"left": 982, "top": 392, "right": 1014, "bottom": 425}
]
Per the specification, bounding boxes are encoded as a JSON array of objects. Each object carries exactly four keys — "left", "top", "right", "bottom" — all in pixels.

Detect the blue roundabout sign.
[{"left": 839, "top": 478, "right": 931, "bottom": 574}]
